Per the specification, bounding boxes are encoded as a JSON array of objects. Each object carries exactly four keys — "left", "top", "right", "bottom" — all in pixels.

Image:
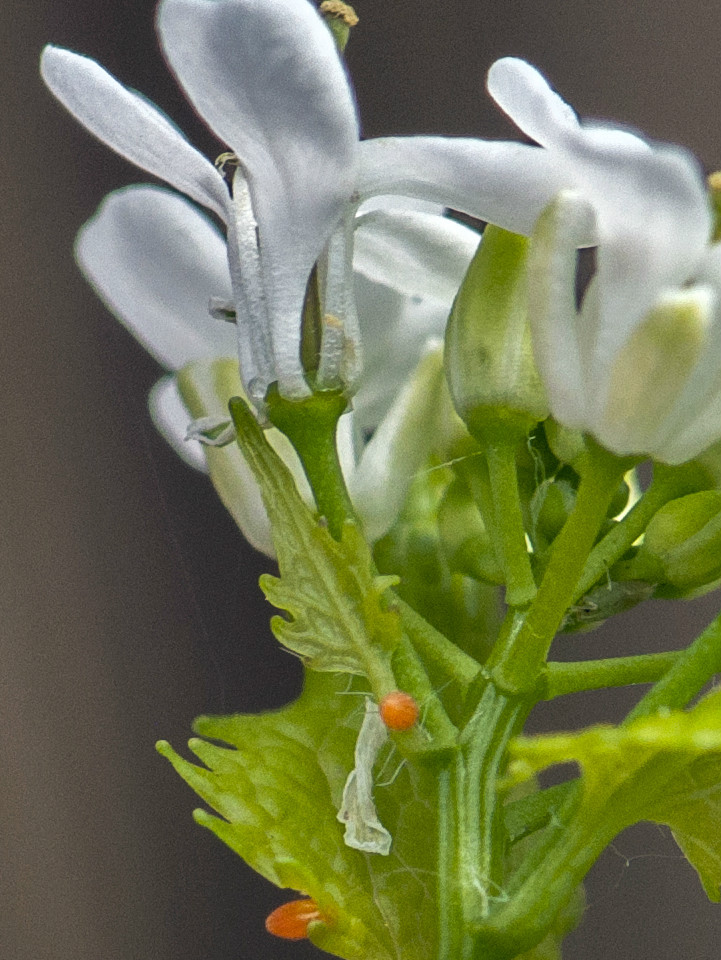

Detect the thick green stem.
[
  {"left": 265, "top": 387, "right": 354, "bottom": 539},
  {"left": 625, "top": 611, "right": 721, "bottom": 722},
  {"left": 543, "top": 650, "right": 682, "bottom": 699},
  {"left": 485, "top": 442, "right": 537, "bottom": 607},
  {"left": 437, "top": 686, "right": 528, "bottom": 959},
  {"left": 489, "top": 445, "right": 628, "bottom": 693},
  {"left": 574, "top": 462, "right": 708, "bottom": 601}
]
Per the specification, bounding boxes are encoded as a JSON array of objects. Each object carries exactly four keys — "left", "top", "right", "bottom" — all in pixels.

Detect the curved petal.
[
  {"left": 353, "top": 209, "right": 479, "bottom": 304},
  {"left": 357, "top": 137, "right": 572, "bottom": 238},
  {"left": 527, "top": 192, "right": 595, "bottom": 430},
  {"left": 40, "top": 46, "right": 228, "bottom": 220},
  {"left": 157, "top": 0, "right": 360, "bottom": 396},
  {"left": 149, "top": 375, "right": 208, "bottom": 471},
  {"left": 487, "top": 58, "right": 582, "bottom": 148},
  {"left": 76, "top": 186, "right": 237, "bottom": 368}
]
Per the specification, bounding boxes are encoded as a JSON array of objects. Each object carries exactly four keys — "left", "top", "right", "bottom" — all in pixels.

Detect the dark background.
[{"left": 2, "top": 0, "right": 720, "bottom": 958}]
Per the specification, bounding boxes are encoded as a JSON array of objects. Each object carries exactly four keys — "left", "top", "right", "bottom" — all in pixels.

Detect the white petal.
[
  {"left": 157, "top": 0, "right": 360, "bottom": 397},
  {"left": 597, "top": 287, "right": 713, "bottom": 456},
  {"left": 40, "top": 46, "right": 228, "bottom": 220},
  {"left": 662, "top": 389, "right": 721, "bottom": 465},
  {"left": 76, "top": 186, "right": 237, "bottom": 369},
  {"left": 527, "top": 191, "right": 595, "bottom": 430},
  {"left": 578, "top": 140, "right": 710, "bottom": 385},
  {"left": 486, "top": 58, "right": 581, "bottom": 148},
  {"left": 350, "top": 342, "right": 446, "bottom": 540},
  {"left": 354, "top": 209, "right": 479, "bottom": 304},
  {"left": 653, "top": 302, "right": 721, "bottom": 446},
  {"left": 357, "top": 137, "right": 573, "bottom": 238},
  {"left": 352, "top": 276, "right": 450, "bottom": 434},
  {"left": 357, "top": 195, "right": 444, "bottom": 217},
  {"left": 149, "top": 376, "right": 208, "bottom": 471}
]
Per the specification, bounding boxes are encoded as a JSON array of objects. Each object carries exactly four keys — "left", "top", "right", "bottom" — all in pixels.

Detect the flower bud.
[
  {"left": 530, "top": 477, "right": 576, "bottom": 546},
  {"left": 543, "top": 418, "right": 587, "bottom": 468},
  {"left": 445, "top": 226, "right": 548, "bottom": 446},
  {"left": 627, "top": 490, "right": 721, "bottom": 597},
  {"left": 438, "top": 479, "right": 503, "bottom": 584}
]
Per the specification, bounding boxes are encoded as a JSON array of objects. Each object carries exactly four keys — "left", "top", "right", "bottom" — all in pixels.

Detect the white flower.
[
  {"left": 358, "top": 57, "right": 718, "bottom": 465},
  {"left": 42, "top": 0, "right": 360, "bottom": 403},
  {"left": 76, "top": 184, "right": 477, "bottom": 554}
]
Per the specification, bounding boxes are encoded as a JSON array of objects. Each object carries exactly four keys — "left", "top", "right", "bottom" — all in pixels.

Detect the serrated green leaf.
[
  {"left": 158, "top": 671, "right": 439, "bottom": 960},
  {"left": 508, "top": 687, "right": 721, "bottom": 901},
  {"left": 229, "top": 396, "right": 401, "bottom": 684}
]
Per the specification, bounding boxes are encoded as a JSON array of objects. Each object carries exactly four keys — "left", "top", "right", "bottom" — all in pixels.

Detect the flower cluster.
[{"left": 42, "top": 0, "right": 720, "bottom": 555}]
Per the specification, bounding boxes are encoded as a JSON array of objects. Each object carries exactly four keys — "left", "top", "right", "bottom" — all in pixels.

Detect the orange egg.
[
  {"left": 379, "top": 691, "right": 420, "bottom": 731},
  {"left": 265, "top": 898, "right": 324, "bottom": 940}
]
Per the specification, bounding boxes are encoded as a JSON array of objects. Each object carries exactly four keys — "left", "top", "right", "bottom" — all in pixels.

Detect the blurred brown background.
[{"left": 1, "top": 0, "right": 719, "bottom": 958}]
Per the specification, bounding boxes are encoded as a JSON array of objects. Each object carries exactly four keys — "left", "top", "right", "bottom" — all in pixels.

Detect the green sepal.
[
  {"left": 158, "top": 671, "right": 439, "bottom": 960},
  {"left": 229, "top": 395, "right": 400, "bottom": 686},
  {"left": 508, "top": 687, "right": 721, "bottom": 901}
]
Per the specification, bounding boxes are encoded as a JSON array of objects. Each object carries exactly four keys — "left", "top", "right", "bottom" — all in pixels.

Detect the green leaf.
[
  {"left": 229, "top": 395, "right": 401, "bottom": 686},
  {"left": 157, "top": 671, "right": 439, "bottom": 960},
  {"left": 508, "top": 687, "right": 721, "bottom": 901}
]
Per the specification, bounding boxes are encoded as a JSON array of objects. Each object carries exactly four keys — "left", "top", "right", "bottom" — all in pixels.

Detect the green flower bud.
[
  {"left": 543, "top": 418, "right": 587, "bottom": 468},
  {"left": 445, "top": 226, "right": 549, "bottom": 446},
  {"left": 438, "top": 479, "right": 503, "bottom": 584},
  {"left": 628, "top": 490, "right": 721, "bottom": 597},
  {"left": 530, "top": 478, "right": 577, "bottom": 545}
]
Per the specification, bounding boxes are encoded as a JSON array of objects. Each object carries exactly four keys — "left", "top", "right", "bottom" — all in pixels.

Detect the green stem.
[
  {"left": 574, "top": 462, "right": 707, "bottom": 601},
  {"left": 625, "top": 611, "right": 721, "bottom": 722},
  {"left": 543, "top": 650, "right": 682, "bottom": 699},
  {"left": 437, "top": 767, "right": 475, "bottom": 960},
  {"left": 265, "top": 387, "right": 354, "bottom": 539},
  {"left": 398, "top": 598, "right": 481, "bottom": 688},
  {"left": 437, "top": 685, "right": 528, "bottom": 960},
  {"left": 458, "top": 455, "right": 502, "bottom": 572},
  {"left": 489, "top": 444, "right": 628, "bottom": 693},
  {"left": 485, "top": 442, "right": 537, "bottom": 607}
]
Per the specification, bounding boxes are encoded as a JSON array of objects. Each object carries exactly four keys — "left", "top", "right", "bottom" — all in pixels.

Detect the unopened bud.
[
  {"left": 445, "top": 226, "right": 548, "bottom": 446},
  {"left": 626, "top": 490, "right": 721, "bottom": 597}
]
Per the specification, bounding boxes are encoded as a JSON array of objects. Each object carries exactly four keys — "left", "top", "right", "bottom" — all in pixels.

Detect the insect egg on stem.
[{"left": 379, "top": 691, "right": 420, "bottom": 731}]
